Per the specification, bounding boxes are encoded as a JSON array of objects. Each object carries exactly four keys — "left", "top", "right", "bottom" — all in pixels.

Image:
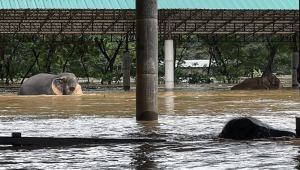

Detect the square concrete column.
[
  {"left": 164, "top": 40, "right": 174, "bottom": 91},
  {"left": 292, "top": 52, "right": 299, "bottom": 87},
  {"left": 136, "top": 0, "right": 158, "bottom": 121},
  {"left": 122, "top": 51, "right": 130, "bottom": 91}
]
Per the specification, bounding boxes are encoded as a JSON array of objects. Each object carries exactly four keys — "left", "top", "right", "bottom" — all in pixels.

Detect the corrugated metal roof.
[{"left": 0, "top": 0, "right": 298, "bottom": 9}]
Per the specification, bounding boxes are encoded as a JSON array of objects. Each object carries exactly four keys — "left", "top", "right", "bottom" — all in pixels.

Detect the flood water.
[{"left": 0, "top": 87, "right": 300, "bottom": 169}]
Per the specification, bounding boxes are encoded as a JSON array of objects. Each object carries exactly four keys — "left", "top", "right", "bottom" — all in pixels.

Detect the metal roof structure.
[{"left": 0, "top": 0, "right": 299, "bottom": 42}]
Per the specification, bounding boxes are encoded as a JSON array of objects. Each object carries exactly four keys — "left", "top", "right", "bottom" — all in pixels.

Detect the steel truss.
[{"left": 0, "top": 9, "right": 298, "bottom": 42}]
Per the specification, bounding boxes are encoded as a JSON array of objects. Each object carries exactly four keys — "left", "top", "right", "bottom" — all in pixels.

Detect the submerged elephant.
[
  {"left": 231, "top": 73, "right": 283, "bottom": 90},
  {"left": 18, "top": 73, "right": 83, "bottom": 95},
  {"left": 219, "top": 117, "right": 296, "bottom": 140}
]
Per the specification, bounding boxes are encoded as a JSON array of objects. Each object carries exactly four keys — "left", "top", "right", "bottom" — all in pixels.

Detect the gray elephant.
[
  {"left": 18, "top": 73, "right": 83, "bottom": 95},
  {"left": 219, "top": 117, "right": 296, "bottom": 140},
  {"left": 231, "top": 73, "right": 283, "bottom": 90}
]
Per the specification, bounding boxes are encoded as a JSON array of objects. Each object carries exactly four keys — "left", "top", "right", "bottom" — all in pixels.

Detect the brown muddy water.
[{"left": 0, "top": 88, "right": 300, "bottom": 169}]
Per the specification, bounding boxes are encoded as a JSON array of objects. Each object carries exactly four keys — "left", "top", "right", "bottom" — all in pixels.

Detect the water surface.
[{"left": 0, "top": 88, "right": 300, "bottom": 169}]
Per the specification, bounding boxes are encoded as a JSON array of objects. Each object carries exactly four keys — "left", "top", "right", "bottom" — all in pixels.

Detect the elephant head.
[
  {"left": 52, "top": 73, "right": 83, "bottom": 95},
  {"left": 264, "top": 73, "right": 283, "bottom": 89}
]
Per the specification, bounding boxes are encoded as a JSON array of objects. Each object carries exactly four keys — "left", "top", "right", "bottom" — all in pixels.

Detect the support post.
[
  {"left": 122, "top": 51, "right": 130, "bottom": 91},
  {"left": 292, "top": 52, "right": 299, "bottom": 87},
  {"left": 136, "top": 0, "right": 158, "bottom": 121},
  {"left": 292, "top": 34, "right": 299, "bottom": 86},
  {"left": 12, "top": 132, "right": 21, "bottom": 138},
  {"left": 164, "top": 40, "right": 174, "bottom": 91},
  {"left": 296, "top": 117, "right": 300, "bottom": 137}
]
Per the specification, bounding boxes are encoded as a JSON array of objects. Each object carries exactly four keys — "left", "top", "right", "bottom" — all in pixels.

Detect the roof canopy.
[{"left": 0, "top": 0, "right": 298, "bottom": 10}]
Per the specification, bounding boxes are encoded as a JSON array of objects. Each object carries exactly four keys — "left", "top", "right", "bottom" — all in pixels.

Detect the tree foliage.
[{"left": 0, "top": 34, "right": 296, "bottom": 85}]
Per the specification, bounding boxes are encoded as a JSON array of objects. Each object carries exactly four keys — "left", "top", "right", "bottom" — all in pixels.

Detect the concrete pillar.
[
  {"left": 122, "top": 51, "right": 130, "bottom": 91},
  {"left": 136, "top": 0, "right": 158, "bottom": 121},
  {"left": 164, "top": 40, "right": 174, "bottom": 91},
  {"left": 292, "top": 52, "right": 299, "bottom": 87}
]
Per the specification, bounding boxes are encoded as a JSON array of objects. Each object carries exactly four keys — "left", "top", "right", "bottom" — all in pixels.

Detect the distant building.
[
  {"left": 176, "top": 60, "right": 211, "bottom": 73},
  {"left": 176, "top": 60, "right": 210, "bottom": 68},
  {"left": 175, "top": 60, "right": 213, "bottom": 83}
]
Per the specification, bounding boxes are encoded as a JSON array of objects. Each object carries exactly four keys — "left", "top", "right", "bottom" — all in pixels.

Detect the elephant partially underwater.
[
  {"left": 18, "top": 73, "right": 83, "bottom": 95},
  {"left": 219, "top": 117, "right": 296, "bottom": 140},
  {"left": 231, "top": 73, "right": 283, "bottom": 90}
]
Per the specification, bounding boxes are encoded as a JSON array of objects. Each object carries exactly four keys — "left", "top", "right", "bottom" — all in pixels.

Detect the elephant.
[
  {"left": 231, "top": 73, "right": 283, "bottom": 90},
  {"left": 18, "top": 73, "right": 83, "bottom": 95},
  {"left": 219, "top": 117, "right": 296, "bottom": 140}
]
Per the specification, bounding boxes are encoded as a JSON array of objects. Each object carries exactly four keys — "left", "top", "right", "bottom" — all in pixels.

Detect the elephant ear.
[
  {"left": 265, "top": 74, "right": 273, "bottom": 82},
  {"left": 52, "top": 76, "right": 68, "bottom": 95},
  {"left": 55, "top": 76, "right": 68, "bottom": 83},
  {"left": 262, "top": 77, "right": 270, "bottom": 89}
]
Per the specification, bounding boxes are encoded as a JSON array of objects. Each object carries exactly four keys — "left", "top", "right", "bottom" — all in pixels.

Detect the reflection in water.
[
  {"left": 131, "top": 121, "right": 161, "bottom": 169},
  {"left": 131, "top": 143, "right": 158, "bottom": 170},
  {"left": 0, "top": 89, "right": 299, "bottom": 169},
  {"left": 164, "top": 91, "right": 175, "bottom": 114}
]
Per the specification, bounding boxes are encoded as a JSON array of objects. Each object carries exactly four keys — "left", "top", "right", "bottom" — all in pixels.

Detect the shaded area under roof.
[{"left": 0, "top": 0, "right": 299, "bottom": 10}]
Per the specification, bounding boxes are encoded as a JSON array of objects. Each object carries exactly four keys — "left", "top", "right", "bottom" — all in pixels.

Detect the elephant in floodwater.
[
  {"left": 18, "top": 73, "right": 83, "bottom": 95},
  {"left": 231, "top": 73, "right": 283, "bottom": 90},
  {"left": 219, "top": 117, "right": 296, "bottom": 140}
]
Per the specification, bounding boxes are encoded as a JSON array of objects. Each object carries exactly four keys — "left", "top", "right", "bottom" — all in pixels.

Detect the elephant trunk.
[{"left": 269, "top": 129, "right": 296, "bottom": 138}]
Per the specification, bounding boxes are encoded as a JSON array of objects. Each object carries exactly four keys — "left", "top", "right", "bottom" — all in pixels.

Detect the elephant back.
[{"left": 18, "top": 73, "right": 56, "bottom": 95}]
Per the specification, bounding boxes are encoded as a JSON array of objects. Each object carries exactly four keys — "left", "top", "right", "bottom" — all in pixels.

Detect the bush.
[{"left": 253, "top": 69, "right": 263, "bottom": 77}]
